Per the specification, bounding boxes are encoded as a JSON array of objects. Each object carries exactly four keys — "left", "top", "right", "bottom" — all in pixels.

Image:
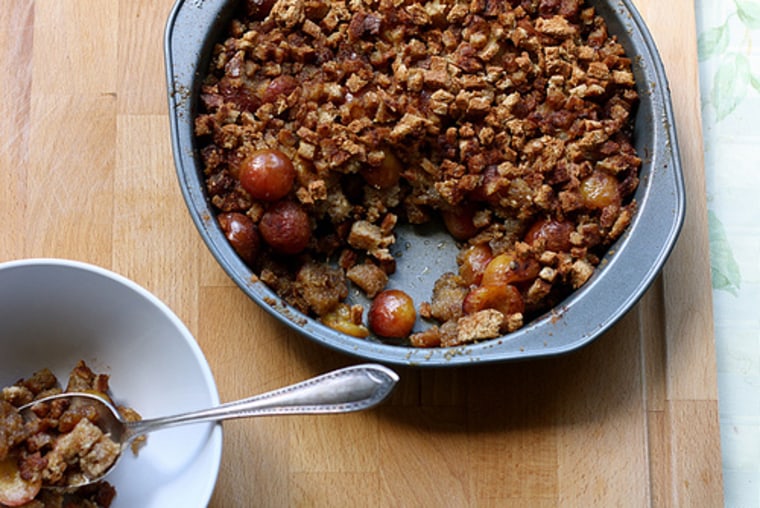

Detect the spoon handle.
[{"left": 125, "top": 363, "right": 398, "bottom": 440}]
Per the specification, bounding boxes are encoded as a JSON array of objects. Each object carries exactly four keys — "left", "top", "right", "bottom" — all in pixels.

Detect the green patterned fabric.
[{"left": 697, "top": 1, "right": 760, "bottom": 505}]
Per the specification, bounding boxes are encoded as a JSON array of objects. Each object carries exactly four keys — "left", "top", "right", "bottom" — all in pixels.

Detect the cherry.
[
  {"left": 259, "top": 201, "right": 311, "bottom": 254},
  {"left": 360, "top": 150, "right": 402, "bottom": 189},
  {"left": 524, "top": 219, "right": 574, "bottom": 252},
  {"left": 480, "top": 253, "right": 540, "bottom": 286},
  {"left": 0, "top": 455, "right": 41, "bottom": 507},
  {"left": 239, "top": 149, "right": 296, "bottom": 202},
  {"left": 458, "top": 244, "right": 493, "bottom": 286},
  {"left": 218, "top": 212, "right": 260, "bottom": 265},
  {"left": 462, "top": 284, "right": 524, "bottom": 317},
  {"left": 322, "top": 304, "right": 370, "bottom": 338},
  {"left": 262, "top": 76, "right": 298, "bottom": 103},
  {"left": 442, "top": 204, "right": 481, "bottom": 241},
  {"left": 368, "top": 289, "right": 416, "bottom": 338},
  {"left": 579, "top": 171, "right": 621, "bottom": 209}
]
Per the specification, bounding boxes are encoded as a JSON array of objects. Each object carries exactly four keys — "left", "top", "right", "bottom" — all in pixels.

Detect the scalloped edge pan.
[{"left": 164, "top": 0, "right": 685, "bottom": 366}]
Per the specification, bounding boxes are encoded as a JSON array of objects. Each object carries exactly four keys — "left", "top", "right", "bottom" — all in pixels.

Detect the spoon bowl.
[{"left": 20, "top": 363, "right": 398, "bottom": 490}]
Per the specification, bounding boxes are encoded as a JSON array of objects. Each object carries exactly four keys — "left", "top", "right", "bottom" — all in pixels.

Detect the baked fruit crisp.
[
  {"left": 195, "top": 0, "right": 641, "bottom": 347},
  {"left": 0, "top": 361, "right": 141, "bottom": 507}
]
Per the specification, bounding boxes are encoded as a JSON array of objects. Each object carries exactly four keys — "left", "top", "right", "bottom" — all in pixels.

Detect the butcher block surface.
[{"left": 0, "top": 0, "right": 720, "bottom": 505}]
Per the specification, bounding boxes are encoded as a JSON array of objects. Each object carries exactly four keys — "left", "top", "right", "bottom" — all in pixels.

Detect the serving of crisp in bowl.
[
  {"left": 0, "top": 259, "right": 222, "bottom": 507},
  {"left": 165, "top": 0, "right": 685, "bottom": 366}
]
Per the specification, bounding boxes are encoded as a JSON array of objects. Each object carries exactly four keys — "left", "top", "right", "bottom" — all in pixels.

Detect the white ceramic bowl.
[{"left": 0, "top": 258, "right": 222, "bottom": 508}]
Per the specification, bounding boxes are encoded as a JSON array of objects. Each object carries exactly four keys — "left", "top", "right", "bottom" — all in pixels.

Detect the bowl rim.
[
  {"left": 164, "top": 0, "right": 686, "bottom": 367},
  {"left": 0, "top": 257, "right": 223, "bottom": 505}
]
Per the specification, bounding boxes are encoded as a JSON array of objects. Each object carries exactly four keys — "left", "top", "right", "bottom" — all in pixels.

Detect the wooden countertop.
[{"left": 0, "top": 0, "right": 721, "bottom": 505}]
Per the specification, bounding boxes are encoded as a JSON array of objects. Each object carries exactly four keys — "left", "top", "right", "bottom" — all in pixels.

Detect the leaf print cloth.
[{"left": 697, "top": 0, "right": 760, "bottom": 506}]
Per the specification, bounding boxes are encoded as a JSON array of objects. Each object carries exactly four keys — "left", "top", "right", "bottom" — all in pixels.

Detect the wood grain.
[{"left": 0, "top": 0, "right": 722, "bottom": 505}]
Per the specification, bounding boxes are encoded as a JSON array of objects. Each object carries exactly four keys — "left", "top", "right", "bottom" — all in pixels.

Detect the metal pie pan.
[{"left": 164, "top": 0, "right": 685, "bottom": 366}]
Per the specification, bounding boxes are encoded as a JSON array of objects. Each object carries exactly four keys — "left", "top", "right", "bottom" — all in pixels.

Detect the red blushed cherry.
[
  {"left": 524, "top": 219, "right": 574, "bottom": 252},
  {"left": 239, "top": 149, "right": 296, "bottom": 202},
  {"left": 458, "top": 244, "right": 493, "bottom": 286},
  {"left": 0, "top": 455, "right": 42, "bottom": 507},
  {"left": 441, "top": 204, "right": 481, "bottom": 241},
  {"left": 218, "top": 212, "right": 260, "bottom": 265},
  {"left": 368, "top": 289, "right": 416, "bottom": 338},
  {"left": 360, "top": 150, "right": 402, "bottom": 189},
  {"left": 480, "top": 253, "right": 540, "bottom": 287},
  {"left": 462, "top": 284, "right": 524, "bottom": 317},
  {"left": 259, "top": 201, "right": 311, "bottom": 255}
]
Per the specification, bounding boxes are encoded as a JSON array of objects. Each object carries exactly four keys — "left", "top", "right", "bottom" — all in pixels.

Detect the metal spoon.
[{"left": 20, "top": 363, "right": 398, "bottom": 489}]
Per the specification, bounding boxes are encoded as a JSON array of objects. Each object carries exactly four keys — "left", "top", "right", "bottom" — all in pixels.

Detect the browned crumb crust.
[
  {"left": 195, "top": 0, "right": 641, "bottom": 347},
  {"left": 1, "top": 361, "right": 138, "bottom": 507}
]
